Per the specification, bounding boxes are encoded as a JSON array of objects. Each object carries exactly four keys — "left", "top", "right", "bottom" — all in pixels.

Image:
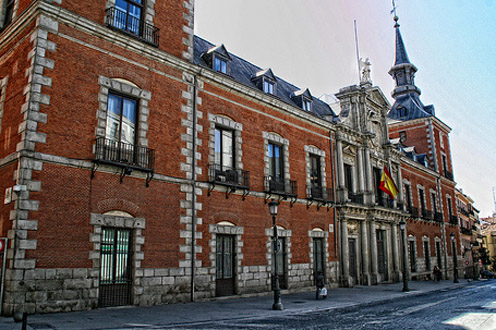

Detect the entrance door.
[
  {"left": 99, "top": 227, "right": 133, "bottom": 307},
  {"left": 274, "top": 237, "right": 288, "bottom": 290},
  {"left": 349, "top": 238, "right": 358, "bottom": 284},
  {"left": 216, "top": 234, "right": 235, "bottom": 296},
  {"left": 376, "top": 230, "right": 388, "bottom": 282},
  {"left": 313, "top": 238, "right": 325, "bottom": 281}
]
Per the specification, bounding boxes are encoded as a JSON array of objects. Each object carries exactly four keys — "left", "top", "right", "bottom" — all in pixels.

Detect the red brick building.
[{"left": 0, "top": 1, "right": 461, "bottom": 315}]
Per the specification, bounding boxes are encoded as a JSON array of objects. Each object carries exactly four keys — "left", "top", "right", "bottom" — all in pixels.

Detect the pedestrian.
[
  {"left": 315, "top": 271, "right": 327, "bottom": 299},
  {"left": 433, "top": 266, "right": 441, "bottom": 282}
]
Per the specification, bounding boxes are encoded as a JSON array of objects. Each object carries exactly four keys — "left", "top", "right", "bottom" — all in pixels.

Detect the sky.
[{"left": 194, "top": 0, "right": 496, "bottom": 217}]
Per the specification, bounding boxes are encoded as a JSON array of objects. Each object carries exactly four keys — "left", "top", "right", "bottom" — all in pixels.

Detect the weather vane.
[{"left": 391, "top": 0, "right": 398, "bottom": 17}]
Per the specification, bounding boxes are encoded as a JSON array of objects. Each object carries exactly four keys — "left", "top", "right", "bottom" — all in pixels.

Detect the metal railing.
[
  {"left": 434, "top": 212, "right": 443, "bottom": 222},
  {"left": 423, "top": 210, "right": 433, "bottom": 220},
  {"left": 105, "top": 7, "right": 159, "bottom": 47},
  {"left": 95, "top": 137, "right": 155, "bottom": 171},
  {"left": 445, "top": 170, "right": 453, "bottom": 181},
  {"left": 450, "top": 215, "right": 458, "bottom": 225},
  {"left": 349, "top": 193, "right": 364, "bottom": 205},
  {"left": 411, "top": 207, "right": 419, "bottom": 218},
  {"left": 307, "top": 185, "right": 334, "bottom": 202},
  {"left": 209, "top": 164, "right": 250, "bottom": 189},
  {"left": 265, "top": 176, "right": 297, "bottom": 197}
]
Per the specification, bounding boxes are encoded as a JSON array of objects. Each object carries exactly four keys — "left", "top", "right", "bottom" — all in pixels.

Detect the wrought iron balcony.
[
  {"left": 307, "top": 185, "right": 334, "bottom": 202},
  {"left": 460, "top": 227, "right": 472, "bottom": 235},
  {"left": 445, "top": 170, "right": 453, "bottom": 181},
  {"left": 450, "top": 215, "right": 459, "bottom": 225},
  {"left": 423, "top": 210, "right": 433, "bottom": 220},
  {"left": 434, "top": 212, "right": 443, "bottom": 222},
  {"left": 208, "top": 164, "right": 249, "bottom": 189},
  {"left": 411, "top": 207, "right": 419, "bottom": 218},
  {"left": 94, "top": 137, "right": 155, "bottom": 171},
  {"left": 349, "top": 193, "right": 364, "bottom": 205},
  {"left": 105, "top": 7, "right": 159, "bottom": 47},
  {"left": 396, "top": 202, "right": 404, "bottom": 211},
  {"left": 265, "top": 176, "right": 297, "bottom": 198}
]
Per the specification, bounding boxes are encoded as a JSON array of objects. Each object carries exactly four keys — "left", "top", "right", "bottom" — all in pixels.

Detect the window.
[
  {"left": 268, "top": 143, "right": 283, "bottom": 182},
  {"left": 404, "top": 184, "right": 412, "bottom": 211},
  {"left": 419, "top": 188, "right": 426, "bottom": 216},
  {"left": 215, "top": 127, "right": 234, "bottom": 169},
  {"left": 409, "top": 240, "right": 417, "bottom": 272},
  {"left": 399, "top": 131, "right": 407, "bottom": 143},
  {"left": 398, "top": 106, "right": 408, "bottom": 118},
  {"left": 344, "top": 164, "right": 353, "bottom": 192},
  {"left": 431, "top": 192, "right": 437, "bottom": 213},
  {"left": 310, "top": 154, "right": 322, "bottom": 188},
  {"left": 374, "top": 167, "right": 384, "bottom": 205},
  {"left": 424, "top": 241, "right": 431, "bottom": 271},
  {"left": 114, "top": 0, "right": 143, "bottom": 36},
  {"left": 214, "top": 57, "right": 227, "bottom": 74},
  {"left": 107, "top": 92, "right": 137, "bottom": 145},
  {"left": 447, "top": 197, "right": 453, "bottom": 221},
  {"left": 436, "top": 241, "right": 442, "bottom": 268},
  {"left": 302, "top": 98, "right": 312, "bottom": 111},
  {"left": 263, "top": 80, "right": 275, "bottom": 94},
  {"left": 3, "top": 0, "right": 14, "bottom": 27}
]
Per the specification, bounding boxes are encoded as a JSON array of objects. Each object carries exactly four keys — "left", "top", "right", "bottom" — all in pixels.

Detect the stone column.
[
  {"left": 360, "top": 220, "right": 371, "bottom": 285},
  {"left": 369, "top": 220, "right": 379, "bottom": 284},
  {"left": 336, "top": 139, "right": 347, "bottom": 202},
  {"left": 340, "top": 217, "right": 352, "bottom": 287},
  {"left": 391, "top": 223, "right": 401, "bottom": 282}
]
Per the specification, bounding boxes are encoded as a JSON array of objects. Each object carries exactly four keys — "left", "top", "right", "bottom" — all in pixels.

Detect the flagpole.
[{"left": 354, "top": 19, "right": 361, "bottom": 84}]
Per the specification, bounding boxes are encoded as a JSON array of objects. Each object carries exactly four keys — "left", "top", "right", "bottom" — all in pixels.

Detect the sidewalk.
[{"left": 0, "top": 279, "right": 472, "bottom": 330}]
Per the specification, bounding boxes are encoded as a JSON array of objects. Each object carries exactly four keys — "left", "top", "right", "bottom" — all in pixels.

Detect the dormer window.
[
  {"left": 302, "top": 98, "right": 312, "bottom": 111},
  {"left": 214, "top": 56, "right": 227, "bottom": 74},
  {"left": 263, "top": 80, "right": 275, "bottom": 95},
  {"left": 398, "top": 106, "right": 408, "bottom": 118},
  {"left": 252, "top": 69, "right": 277, "bottom": 96},
  {"left": 202, "top": 44, "right": 232, "bottom": 75},
  {"left": 291, "top": 88, "right": 313, "bottom": 111}
]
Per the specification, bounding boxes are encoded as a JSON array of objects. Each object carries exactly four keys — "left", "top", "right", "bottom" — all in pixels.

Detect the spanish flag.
[{"left": 379, "top": 165, "right": 399, "bottom": 200}]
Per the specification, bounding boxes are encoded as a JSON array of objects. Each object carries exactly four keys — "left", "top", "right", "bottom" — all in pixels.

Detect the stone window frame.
[
  {"left": 89, "top": 212, "right": 146, "bottom": 288},
  {"left": 407, "top": 235, "right": 417, "bottom": 272},
  {"left": 446, "top": 194, "right": 454, "bottom": 221},
  {"left": 265, "top": 226, "right": 292, "bottom": 284},
  {"left": 97, "top": 76, "right": 151, "bottom": 148},
  {"left": 429, "top": 188, "right": 438, "bottom": 214},
  {"left": 263, "top": 132, "right": 290, "bottom": 187},
  {"left": 439, "top": 131, "right": 444, "bottom": 149},
  {"left": 208, "top": 114, "right": 243, "bottom": 170},
  {"left": 434, "top": 237, "right": 443, "bottom": 268},
  {"left": 0, "top": 0, "right": 18, "bottom": 29},
  {"left": 304, "top": 145, "right": 326, "bottom": 197},
  {"left": 308, "top": 228, "right": 328, "bottom": 279},
  {"left": 209, "top": 222, "right": 244, "bottom": 292},
  {"left": 0, "top": 76, "right": 7, "bottom": 134},
  {"left": 422, "top": 236, "right": 431, "bottom": 271},
  {"left": 402, "top": 179, "right": 412, "bottom": 211},
  {"left": 416, "top": 184, "right": 427, "bottom": 216},
  {"left": 105, "top": 0, "right": 156, "bottom": 26}
]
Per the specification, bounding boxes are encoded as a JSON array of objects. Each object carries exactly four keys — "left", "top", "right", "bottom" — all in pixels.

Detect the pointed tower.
[{"left": 388, "top": 15, "right": 434, "bottom": 120}]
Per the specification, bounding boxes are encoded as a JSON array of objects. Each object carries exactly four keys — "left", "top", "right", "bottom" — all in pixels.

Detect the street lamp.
[
  {"left": 269, "top": 199, "right": 283, "bottom": 310},
  {"left": 399, "top": 220, "right": 409, "bottom": 292},
  {"left": 451, "top": 233, "right": 459, "bottom": 283},
  {"left": 470, "top": 242, "right": 476, "bottom": 280}
]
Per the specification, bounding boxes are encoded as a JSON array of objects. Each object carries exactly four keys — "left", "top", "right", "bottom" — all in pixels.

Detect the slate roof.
[
  {"left": 394, "top": 26, "right": 410, "bottom": 65},
  {"left": 388, "top": 94, "right": 434, "bottom": 120},
  {"left": 194, "top": 36, "right": 337, "bottom": 121}
]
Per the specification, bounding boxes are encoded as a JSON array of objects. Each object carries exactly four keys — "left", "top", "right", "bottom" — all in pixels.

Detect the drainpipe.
[
  {"left": 437, "top": 176, "right": 449, "bottom": 280},
  {"left": 190, "top": 75, "right": 198, "bottom": 302},
  {"left": 330, "top": 130, "right": 339, "bottom": 280}
]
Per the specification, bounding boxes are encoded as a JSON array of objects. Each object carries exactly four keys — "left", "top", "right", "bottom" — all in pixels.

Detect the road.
[{"left": 162, "top": 281, "right": 496, "bottom": 330}]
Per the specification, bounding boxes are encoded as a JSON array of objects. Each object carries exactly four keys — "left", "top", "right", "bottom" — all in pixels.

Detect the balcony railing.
[
  {"left": 265, "top": 176, "right": 297, "bottom": 198},
  {"left": 450, "top": 215, "right": 458, "bottom": 225},
  {"left": 434, "top": 212, "right": 443, "bottom": 222},
  {"left": 411, "top": 207, "right": 419, "bottom": 218},
  {"left": 423, "top": 210, "right": 433, "bottom": 220},
  {"left": 105, "top": 7, "right": 159, "bottom": 47},
  {"left": 208, "top": 164, "right": 249, "bottom": 189},
  {"left": 445, "top": 170, "right": 453, "bottom": 181},
  {"left": 460, "top": 227, "right": 472, "bottom": 235},
  {"left": 95, "top": 137, "right": 155, "bottom": 171},
  {"left": 307, "top": 185, "right": 334, "bottom": 202},
  {"left": 349, "top": 193, "right": 364, "bottom": 205}
]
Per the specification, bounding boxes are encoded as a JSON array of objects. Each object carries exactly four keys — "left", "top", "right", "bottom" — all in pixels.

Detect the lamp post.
[
  {"left": 451, "top": 233, "right": 459, "bottom": 283},
  {"left": 269, "top": 199, "right": 283, "bottom": 310},
  {"left": 399, "top": 220, "right": 409, "bottom": 292},
  {"left": 470, "top": 242, "right": 476, "bottom": 280}
]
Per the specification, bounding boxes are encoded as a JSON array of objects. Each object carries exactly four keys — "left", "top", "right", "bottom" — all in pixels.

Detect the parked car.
[{"left": 480, "top": 270, "right": 496, "bottom": 279}]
